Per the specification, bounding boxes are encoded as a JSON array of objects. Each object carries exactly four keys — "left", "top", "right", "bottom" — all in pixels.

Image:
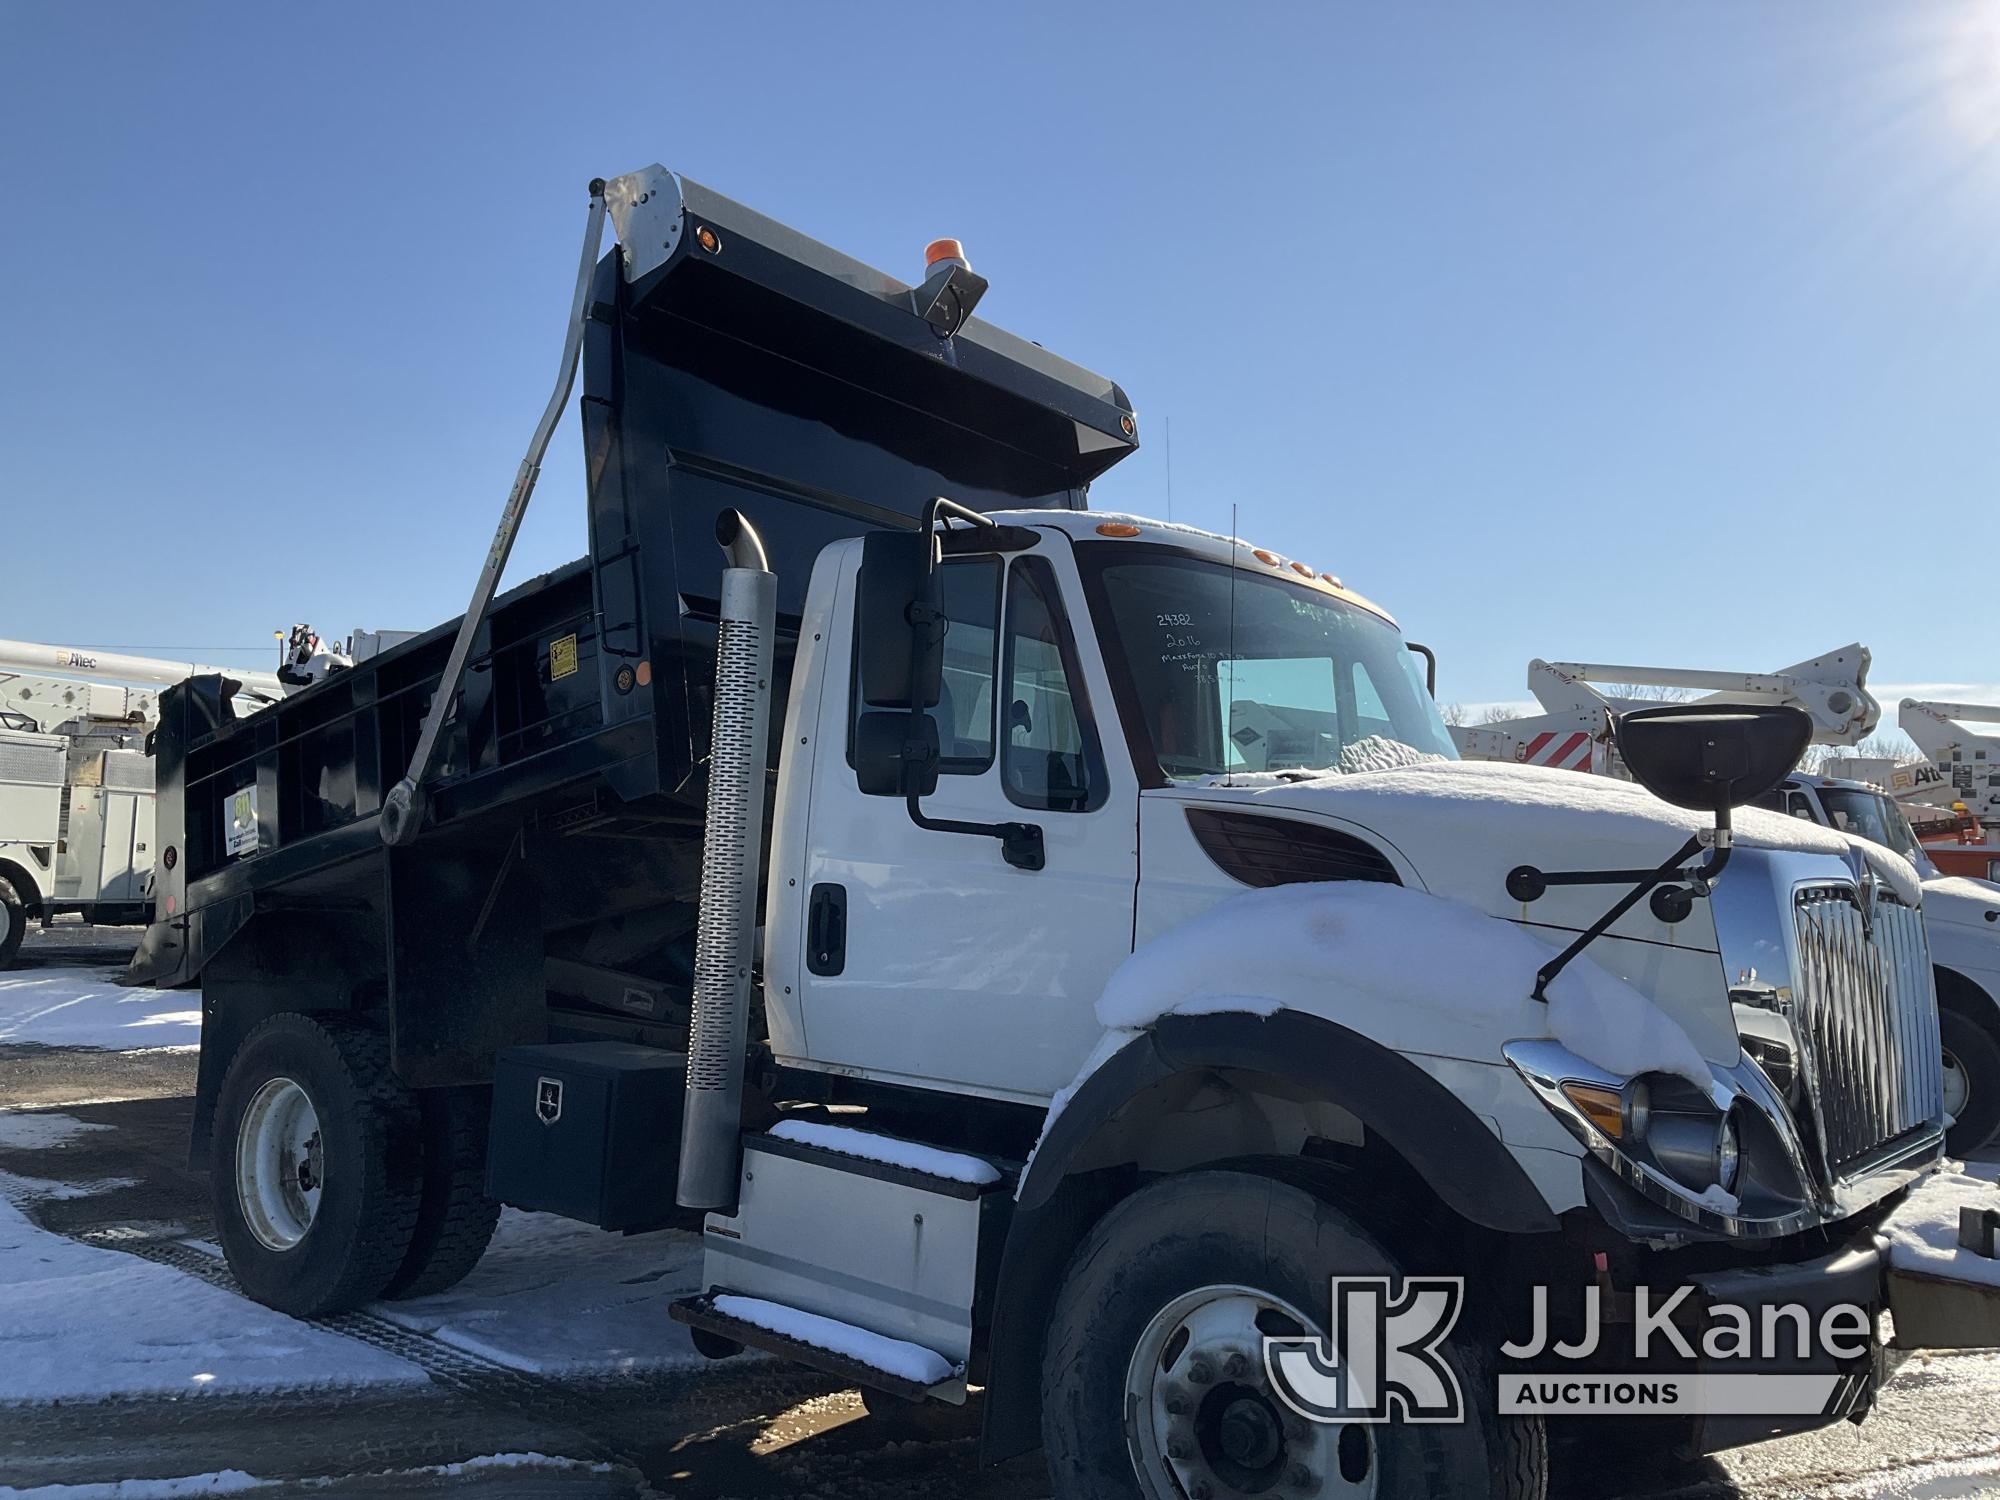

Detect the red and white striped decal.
[{"left": 1518, "top": 731, "right": 1594, "bottom": 773}]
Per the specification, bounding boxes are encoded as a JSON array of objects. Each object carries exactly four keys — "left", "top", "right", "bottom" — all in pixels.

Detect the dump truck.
[{"left": 137, "top": 166, "right": 2000, "bottom": 1500}]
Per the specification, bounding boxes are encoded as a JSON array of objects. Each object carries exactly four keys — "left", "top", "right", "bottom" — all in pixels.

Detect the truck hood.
[
  {"left": 1190, "top": 760, "right": 1920, "bottom": 928},
  {"left": 1922, "top": 874, "right": 2000, "bottom": 932}
]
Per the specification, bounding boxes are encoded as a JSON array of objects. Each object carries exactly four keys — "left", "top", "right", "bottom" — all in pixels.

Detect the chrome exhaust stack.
[{"left": 677, "top": 509, "right": 777, "bottom": 1211}]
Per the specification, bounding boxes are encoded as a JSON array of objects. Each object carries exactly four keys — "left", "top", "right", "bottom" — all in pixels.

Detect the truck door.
[{"left": 792, "top": 535, "right": 1138, "bottom": 1103}]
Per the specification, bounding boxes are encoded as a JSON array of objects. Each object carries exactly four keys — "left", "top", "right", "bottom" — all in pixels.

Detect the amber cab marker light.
[
  {"left": 1320, "top": 572, "right": 1343, "bottom": 588},
  {"left": 696, "top": 225, "right": 721, "bottom": 254},
  {"left": 1290, "top": 561, "right": 1316, "bottom": 578},
  {"left": 1560, "top": 1082, "right": 1626, "bottom": 1140},
  {"left": 1095, "top": 522, "right": 1142, "bottom": 538},
  {"left": 1252, "top": 548, "right": 1280, "bottom": 567}
]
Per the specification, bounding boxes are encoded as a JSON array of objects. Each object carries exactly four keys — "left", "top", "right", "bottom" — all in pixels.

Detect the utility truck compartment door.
[{"left": 488, "top": 1041, "right": 688, "bottom": 1231}]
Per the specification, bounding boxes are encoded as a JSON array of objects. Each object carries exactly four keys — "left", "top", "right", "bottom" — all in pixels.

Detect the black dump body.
[{"left": 135, "top": 170, "right": 1136, "bottom": 1133}]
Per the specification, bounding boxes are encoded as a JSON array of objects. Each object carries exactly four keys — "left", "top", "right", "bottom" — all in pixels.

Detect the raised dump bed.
[{"left": 133, "top": 168, "right": 1137, "bottom": 1136}]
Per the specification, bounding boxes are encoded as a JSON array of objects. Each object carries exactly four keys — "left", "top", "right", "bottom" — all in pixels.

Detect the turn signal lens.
[
  {"left": 1095, "top": 522, "right": 1142, "bottom": 538},
  {"left": 1561, "top": 1082, "right": 1626, "bottom": 1139}
]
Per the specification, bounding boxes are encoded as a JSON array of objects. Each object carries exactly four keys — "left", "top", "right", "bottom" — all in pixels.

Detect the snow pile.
[
  {"left": 1883, "top": 1160, "right": 2000, "bottom": 1291},
  {"left": 0, "top": 1111, "right": 111, "bottom": 1150},
  {"left": 0, "top": 1472, "right": 269, "bottom": 1498},
  {"left": 766, "top": 1120, "right": 1001, "bottom": 1186},
  {"left": 0, "top": 1196, "right": 422, "bottom": 1403},
  {"left": 1094, "top": 881, "right": 1710, "bottom": 1088},
  {"left": 1336, "top": 735, "right": 1446, "bottom": 776},
  {"left": 374, "top": 1208, "right": 707, "bottom": 1375},
  {"left": 711, "top": 1294, "right": 956, "bottom": 1386},
  {"left": 0, "top": 968, "right": 199, "bottom": 1051},
  {"left": 1926, "top": 875, "right": 2000, "bottom": 906},
  {"left": 1836, "top": 835, "right": 1924, "bottom": 908}
]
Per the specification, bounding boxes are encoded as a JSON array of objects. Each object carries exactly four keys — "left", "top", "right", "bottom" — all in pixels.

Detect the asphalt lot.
[{"left": 3, "top": 931, "right": 1998, "bottom": 1498}]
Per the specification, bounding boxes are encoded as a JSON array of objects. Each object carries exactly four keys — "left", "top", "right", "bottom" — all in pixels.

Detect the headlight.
[
  {"left": 1646, "top": 1106, "right": 1736, "bottom": 1194},
  {"left": 1717, "top": 1111, "right": 1741, "bottom": 1193}
]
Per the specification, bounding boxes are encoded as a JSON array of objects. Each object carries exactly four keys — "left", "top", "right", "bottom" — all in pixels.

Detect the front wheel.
[
  {"left": 1941, "top": 1006, "right": 2000, "bottom": 1157},
  {"left": 0, "top": 877, "right": 25, "bottom": 966},
  {"left": 211, "top": 1014, "right": 422, "bottom": 1316},
  {"left": 1041, "top": 1169, "right": 1544, "bottom": 1500}
]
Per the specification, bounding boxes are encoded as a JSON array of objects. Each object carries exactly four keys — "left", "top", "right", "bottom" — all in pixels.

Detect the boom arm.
[
  {"left": 0, "top": 638, "right": 284, "bottom": 718},
  {"left": 1453, "top": 644, "right": 1878, "bottom": 770}
]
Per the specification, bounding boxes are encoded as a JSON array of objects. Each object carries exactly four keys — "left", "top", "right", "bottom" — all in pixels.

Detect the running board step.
[{"left": 670, "top": 1292, "right": 959, "bottom": 1403}]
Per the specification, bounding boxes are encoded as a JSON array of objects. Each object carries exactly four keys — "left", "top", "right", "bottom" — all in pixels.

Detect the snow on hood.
[
  {"left": 1200, "top": 759, "right": 1900, "bottom": 924},
  {"left": 1923, "top": 874, "right": 2000, "bottom": 930},
  {"left": 1095, "top": 881, "right": 1712, "bottom": 1088}
]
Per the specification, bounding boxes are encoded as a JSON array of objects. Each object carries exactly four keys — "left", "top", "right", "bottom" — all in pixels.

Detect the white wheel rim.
[
  {"left": 236, "top": 1077, "right": 323, "bottom": 1251},
  {"left": 1124, "top": 1284, "right": 1376, "bottom": 1500},
  {"left": 1942, "top": 1046, "right": 1971, "bottom": 1122}
]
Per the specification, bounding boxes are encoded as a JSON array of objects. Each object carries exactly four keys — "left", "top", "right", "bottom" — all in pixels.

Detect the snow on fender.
[{"left": 1029, "top": 881, "right": 1714, "bottom": 1184}]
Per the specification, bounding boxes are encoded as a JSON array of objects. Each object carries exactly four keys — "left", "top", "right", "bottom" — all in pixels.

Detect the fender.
[{"left": 981, "top": 1008, "right": 1561, "bottom": 1463}]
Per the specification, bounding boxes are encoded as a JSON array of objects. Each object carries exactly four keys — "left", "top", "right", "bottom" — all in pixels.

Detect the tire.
[
  {"left": 211, "top": 1014, "right": 423, "bottom": 1316},
  {"left": 1941, "top": 1005, "right": 2000, "bottom": 1157},
  {"left": 383, "top": 1085, "right": 503, "bottom": 1300},
  {"left": 0, "top": 877, "right": 24, "bottom": 966},
  {"left": 1041, "top": 1168, "right": 1545, "bottom": 1500}
]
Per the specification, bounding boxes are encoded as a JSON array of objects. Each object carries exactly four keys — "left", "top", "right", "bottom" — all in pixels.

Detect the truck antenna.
[{"left": 1164, "top": 416, "right": 1174, "bottom": 524}]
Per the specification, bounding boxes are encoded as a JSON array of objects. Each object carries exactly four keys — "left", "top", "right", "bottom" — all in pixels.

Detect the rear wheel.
[
  {"left": 1940, "top": 1005, "right": 2000, "bottom": 1156},
  {"left": 1041, "top": 1169, "right": 1544, "bottom": 1500},
  {"left": 384, "top": 1085, "right": 503, "bottom": 1299},
  {"left": 212, "top": 1014, "right": 422, "bottom": 1316},
  {"left": 0, "top": 877, "right": 25, "bottom": 966}
]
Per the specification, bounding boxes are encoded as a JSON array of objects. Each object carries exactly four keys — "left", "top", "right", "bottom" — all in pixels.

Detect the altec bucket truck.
[
  {"left": 1450, "top": 647, "right": 1880, "bottom": 774},
  {"left": 136, "top": 166, "right": 1999, "bottom": 1499},
  {"left": 0, "top": 640, "right": 284, "bottom": 964},
  {"left": 1892, "top": 699, "right": 2000, "bottom": 882}
]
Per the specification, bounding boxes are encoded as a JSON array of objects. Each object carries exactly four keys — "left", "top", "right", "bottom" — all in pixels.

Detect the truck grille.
[{"left": 1791, "top": 884, "right": 1940, "bottom": 1175}]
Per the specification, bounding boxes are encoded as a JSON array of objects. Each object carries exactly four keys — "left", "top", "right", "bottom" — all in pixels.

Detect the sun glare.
[{"left": 1942, "top": 1, "right": 2000, "bottom": 149}]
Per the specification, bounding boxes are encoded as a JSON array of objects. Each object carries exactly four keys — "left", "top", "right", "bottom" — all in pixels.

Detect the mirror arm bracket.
[
  {"left": 903, "top": 790, "right": 1045, "bottom": 871},
  {"left": 1513, "top": 834, "right": 1707, "bottom": 1003}
]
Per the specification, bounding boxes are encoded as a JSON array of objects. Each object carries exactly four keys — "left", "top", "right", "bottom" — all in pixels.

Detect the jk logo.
[{"left": 1265, "top": 1277, "right": 1465, "bottom": 1424}]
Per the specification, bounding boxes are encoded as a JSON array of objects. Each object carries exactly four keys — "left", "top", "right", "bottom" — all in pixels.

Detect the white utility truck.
[
  {"left": 1888, "top": 699, "right": 2000, "bottom": 882},
  {"left": 138, "top": 167, "right": 1999, "bottom": 1500},
  {"left": 0, "top": 639, "right": 282, "bottom": 964},
  {"left": 1450, "top": 647, "right": 1879, "bottom": 773}
]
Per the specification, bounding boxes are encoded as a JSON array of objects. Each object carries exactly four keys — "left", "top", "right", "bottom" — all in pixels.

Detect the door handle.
[{"left": 806, "top": 883, "right": 847, "bottom": 976}]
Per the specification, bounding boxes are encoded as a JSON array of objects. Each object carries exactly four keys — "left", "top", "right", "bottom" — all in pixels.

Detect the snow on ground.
[
  {"left": 0, "top": 1110, "right": 112, "bottom": 1149},
  {"left": 0, "top": 1455, "right": 615, "bottom": 1499},
  {"left": 0, "top": 1195, "right": 423, "bottom": 1404},
  {"left": 1884, "top": 1159, "right": 2000, "bottom": 1290},
  {"left": 0, "top": 968, "right": 199, "bottom": 1051},
  {"left": 1092, "top": 880, "right": 1711, "bottom": 1087},
  {"left": 373, "top": 1208, "right": 708, "bottom": 1376}
]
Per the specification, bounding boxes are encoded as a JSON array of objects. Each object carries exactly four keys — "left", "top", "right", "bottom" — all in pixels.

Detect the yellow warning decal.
[{"left": 550, "top": 634, "right": 579, "bottom": 680}]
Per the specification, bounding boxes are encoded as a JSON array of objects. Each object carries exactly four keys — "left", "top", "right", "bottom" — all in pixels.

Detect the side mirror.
[
  {"left": 856, "top": 531, "right": 943, "bottom": 709},
  {"left": 1613, "top": 704, "right": 1813, "bottom": 815},
  {"left": 855, "top": 711, "right": 940, "bottom": 798}
]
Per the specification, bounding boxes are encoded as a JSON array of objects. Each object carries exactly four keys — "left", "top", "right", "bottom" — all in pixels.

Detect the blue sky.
[{"left": 4, "top": 3, "right": 1998, "bottom": 722}]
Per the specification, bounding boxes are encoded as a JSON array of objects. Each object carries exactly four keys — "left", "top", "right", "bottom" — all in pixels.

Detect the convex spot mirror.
[
  {"left": 856, "top": 530, "right": 943, "bottom": 710},
  {"left": 1612, "top": 704, "right": 1813, "bottom": 814}
]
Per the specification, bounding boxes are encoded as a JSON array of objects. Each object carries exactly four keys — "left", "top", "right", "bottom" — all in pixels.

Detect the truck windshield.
[
  {"left": 1080, "top": 545, "right": 1457, "bottom": 781},
  {"left": 1819, "top": 787, "right": 1926, "bottom": 866}
]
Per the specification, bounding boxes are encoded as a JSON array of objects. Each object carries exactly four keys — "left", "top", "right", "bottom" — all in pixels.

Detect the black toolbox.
[{"left": 488, "top": 1041, "right": 688, "bottom": 1231}]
